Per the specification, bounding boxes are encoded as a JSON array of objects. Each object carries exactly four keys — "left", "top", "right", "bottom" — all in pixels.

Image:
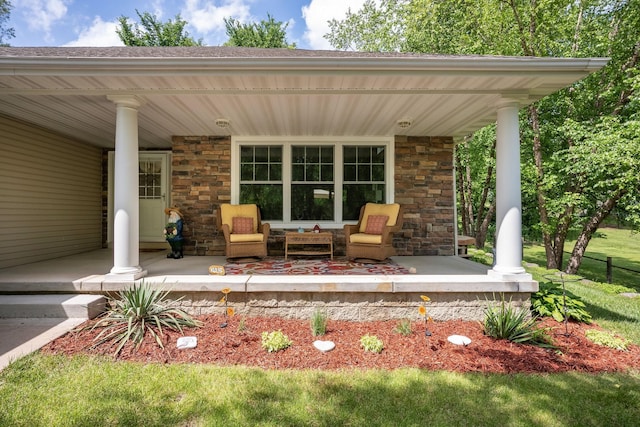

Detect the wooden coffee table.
[{"left": 285, "top": 232, "right": 333, "bottom": 260}]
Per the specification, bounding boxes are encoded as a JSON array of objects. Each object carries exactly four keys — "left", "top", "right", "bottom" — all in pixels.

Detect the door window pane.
[{"left": 139, "top": 159, "right": 162, "bottom": 199}]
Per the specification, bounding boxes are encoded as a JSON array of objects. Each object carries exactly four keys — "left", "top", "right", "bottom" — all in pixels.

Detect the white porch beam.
[
  {"left": 489, "top": 99, "right": 531, "bottom": 280},
  {"left": 105, "top": 95, "right": 146, "bottom": 281}
]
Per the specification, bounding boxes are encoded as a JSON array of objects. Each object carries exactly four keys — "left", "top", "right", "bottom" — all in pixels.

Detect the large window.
[
  {"left": 291, "top": 145, "right": 334, "bottom": 221},
  {"left": 343, "top": 145, "right": 386, "bottom": 220},
  {"left": 234, "top": 138, "right": 393, "bottom": 226},
  {"left": 239, "top": 145, "right": 283, "bottom": 220}
]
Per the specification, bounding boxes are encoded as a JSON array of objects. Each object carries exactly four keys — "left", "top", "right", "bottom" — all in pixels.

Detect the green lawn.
[
  {"left": 1, "top": 354, "right": 639, "bottom": 427},
  {"left": 524, "top": 227, "right": 640, "bottom": 290}
]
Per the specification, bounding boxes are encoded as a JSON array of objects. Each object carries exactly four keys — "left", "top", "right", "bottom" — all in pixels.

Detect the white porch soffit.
[{"left": 0, "top": 47, "right": 608, "bottom": 149}]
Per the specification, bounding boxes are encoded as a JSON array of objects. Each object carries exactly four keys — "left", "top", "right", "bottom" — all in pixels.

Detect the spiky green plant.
[
  {"left": 90, "top": 283, "right": 202, "bottom": 356},
  {"left": 482, "top": 295, "right": 556, "bottom": 349}
]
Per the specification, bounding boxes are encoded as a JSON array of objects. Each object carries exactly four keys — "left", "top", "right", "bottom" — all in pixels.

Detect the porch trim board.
[{"left": 2, "top": 273, "right": 536, "bottom": 322}]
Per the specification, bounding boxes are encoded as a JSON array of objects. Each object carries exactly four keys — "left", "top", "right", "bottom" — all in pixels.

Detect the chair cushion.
[
  {"left": 232, "top": 217, "right": 254, "bottom": 234},
  {"left": 359, "top": 203, "right": 400, "bottom": 233},
  {"left": 364, "top": 215, "right": 389, "bottom": 235},
  {"left": 229, "top": 233, "right": 264, "bottom": 243},
  {"left": 220, "top": 204, "right": 259, "bottom": 233},
  {"left": 349, "top": 233, "right": 383, "bottom": 245}
]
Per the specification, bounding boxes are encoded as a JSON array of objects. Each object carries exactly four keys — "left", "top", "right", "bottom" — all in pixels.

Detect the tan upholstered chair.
[
  {"left": 344, "top": 203, "right": 403, "bottom": 261},
  {"left": 216, "top": 203, "right": 270, "bottom": 259}
]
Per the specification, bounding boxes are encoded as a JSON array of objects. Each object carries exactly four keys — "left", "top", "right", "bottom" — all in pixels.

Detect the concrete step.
[{"left": 0, "top": 294, "right": 106, "bottom": 319}]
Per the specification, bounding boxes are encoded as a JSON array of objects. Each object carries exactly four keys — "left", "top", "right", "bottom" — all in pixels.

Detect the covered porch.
[
  {"left": 0, "top": 249, "right": 537, "bottom": 321},
  {"left": 0, "top": 47, "right": 607, "bottom": 320}
]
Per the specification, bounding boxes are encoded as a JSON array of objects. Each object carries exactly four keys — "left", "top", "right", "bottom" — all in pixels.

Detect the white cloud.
[
  {"left": 63, "top": 17, "right": 124, "bottom": 47},
  {"left": 302, "top": 0, "right": 369, "bottom": 50},
  {"left": 181, "top": 0, "right": 251, "bottom": 44},
  {"left": 19, "top": 0, "right": 70, "bottom": 41}
]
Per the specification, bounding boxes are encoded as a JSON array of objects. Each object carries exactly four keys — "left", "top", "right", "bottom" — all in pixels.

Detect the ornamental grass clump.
[
  {"left": 310, "top": 309, "right": 328, "bottom": 336},
  {"left": 261, "top": 330, "right": 293, "bottom": 352},
  {"left": 393, "top": 319, "right": 413, "bottom": 336},
  {"left": 482, "top": 295, "right": 556, "bottom": 349},
  {"left": 90, "top": 282, "right": 202, "bottom": 357}
]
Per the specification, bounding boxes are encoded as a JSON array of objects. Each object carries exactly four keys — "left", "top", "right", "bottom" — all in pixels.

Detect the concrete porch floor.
[{"left": 0, "top": 248, "right": 493, "bottom": 291}]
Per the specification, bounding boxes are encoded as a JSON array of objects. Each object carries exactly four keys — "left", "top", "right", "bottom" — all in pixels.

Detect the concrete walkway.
[{"left": 0, "top": 318, "right": 86, "bottom": 370}]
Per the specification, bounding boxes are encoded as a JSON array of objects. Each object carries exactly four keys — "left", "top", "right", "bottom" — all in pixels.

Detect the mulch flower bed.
[{"left": 41, "top": 315, "right": 640, "bottom": 373}]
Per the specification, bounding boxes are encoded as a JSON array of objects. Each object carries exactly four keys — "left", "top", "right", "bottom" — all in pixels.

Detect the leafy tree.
[
  {"left": 116, "top": 9, "right": 202, "bottom": 46},
  {"left": 0, "top": 0, "right": 14, "bottom": 46},
  {"left": 327, "top": 0, "right": 640, "bottom": 274},
  {"left": 224, "top": 14, "right": 295, "bottom": 48}
]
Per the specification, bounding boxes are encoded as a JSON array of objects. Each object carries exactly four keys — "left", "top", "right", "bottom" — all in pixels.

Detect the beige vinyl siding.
[{"left": 0, "top": 115, "right": 102, "bottom": 269}]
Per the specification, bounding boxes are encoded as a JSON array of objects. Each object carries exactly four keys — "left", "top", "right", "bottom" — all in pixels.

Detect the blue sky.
[{"left": 9, "top": 0, "right": 369, "bottom": 49}]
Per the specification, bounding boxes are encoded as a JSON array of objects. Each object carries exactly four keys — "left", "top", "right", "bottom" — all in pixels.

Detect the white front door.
[{"left": 138, "top": 153, "right": 170, "bottom": 242}]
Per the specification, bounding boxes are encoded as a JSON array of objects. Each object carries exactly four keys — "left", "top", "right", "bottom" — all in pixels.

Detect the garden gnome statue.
[{"left": 164, "top": 207, "right": 184, "bottom": 259}]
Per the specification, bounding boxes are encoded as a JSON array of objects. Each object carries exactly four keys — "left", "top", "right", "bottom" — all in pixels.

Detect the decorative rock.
[
  {"left": 313, "top": 340, "right": 336, "bottom": 353},
  {"left": 176, "top": 336, "right": 198, "bottom": 349},
  {"left": 447, "top": 335, "right": 471, "bottom": 346}
]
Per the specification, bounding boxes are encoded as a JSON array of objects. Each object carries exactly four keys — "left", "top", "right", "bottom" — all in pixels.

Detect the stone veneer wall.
[
  {"left": 168, "top": 135, "right": 456, "bottom": 256},
  {"left": 394, "top": 136, "right": 455, "bottom": 256},
  {"left": 164, "top": 291, "right": 529, "bottom": 322},
  {"left": 170, "top": 136, "right": 231, "bottom": 255}
]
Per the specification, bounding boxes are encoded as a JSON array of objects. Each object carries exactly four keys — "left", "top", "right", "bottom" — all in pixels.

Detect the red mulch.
[{"left": 41, "top": 315, "right": 640, "bottom": 373}]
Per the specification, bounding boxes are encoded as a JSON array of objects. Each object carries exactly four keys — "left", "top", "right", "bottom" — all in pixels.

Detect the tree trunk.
[
  {"left": 455, "top": 146, "right": 473, "bottom": 236},
  {"left": 475, "top": 199, "right": 495, "bottom": 249},
  {"left": 565, "top": 189, "right": 627, "bottom": 274},
  {"left": 529, "top": 105, "right": 559, "bottom": 269},
  {"left": 472, "top": 137, "right": 496, "bottom": 249}
]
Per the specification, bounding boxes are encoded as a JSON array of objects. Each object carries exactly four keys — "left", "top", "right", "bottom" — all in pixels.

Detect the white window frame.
[{"left": 231, "top": 136, "right": 395, "bottom": 229}]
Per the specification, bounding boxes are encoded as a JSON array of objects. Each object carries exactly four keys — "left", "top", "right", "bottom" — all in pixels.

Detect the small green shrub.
[
  {"left": 90, "top": 283, "right": 202, "bottom": 356},
  {"left": 360, "top": 334, "right": 384, "bottom": 353},
  {"left": 393, "top": 319, "right": 412, "bottom": 336},
  {"left": 586, "top": 282, "right": 636, "bottom": 295},
  {"left": 310, "top": 309, "right": 328, "bottom": 336},
  {"left": 482, "top": 295, "right": 556, "bottom": 349},
  {"left": 585, "top": 329, "right": 630, "bottom": 351},
  {"left": 261, "top": 330, "right": 292, "bottom": 352},
  {"left": 532, "top": 282, "right": 592, "bottom": 323},
  {"left": 468, "top": 249, "right": 493, "bottom": 266}
]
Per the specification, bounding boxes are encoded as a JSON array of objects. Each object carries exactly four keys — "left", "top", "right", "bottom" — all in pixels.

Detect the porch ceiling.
[{"left": 0, "top": 47, "right": 607, "bottom": 149}]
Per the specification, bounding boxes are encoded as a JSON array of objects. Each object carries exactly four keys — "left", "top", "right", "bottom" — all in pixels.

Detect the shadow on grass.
[{"left": 1, "top": 355, "right": 640, "bottom": 427}]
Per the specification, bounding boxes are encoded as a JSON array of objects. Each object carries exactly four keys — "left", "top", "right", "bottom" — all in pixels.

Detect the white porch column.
[
  {"left": 490, "top": 99, "right": 529, "bottom": 279},
  {"left": 106, "top": 96, "right": 146, "bottom": 281}
]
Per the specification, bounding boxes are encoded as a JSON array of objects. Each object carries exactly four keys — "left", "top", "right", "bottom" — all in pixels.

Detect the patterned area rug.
[{"left": 224, "top": 257, "right": 413, "bottom": 275}]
